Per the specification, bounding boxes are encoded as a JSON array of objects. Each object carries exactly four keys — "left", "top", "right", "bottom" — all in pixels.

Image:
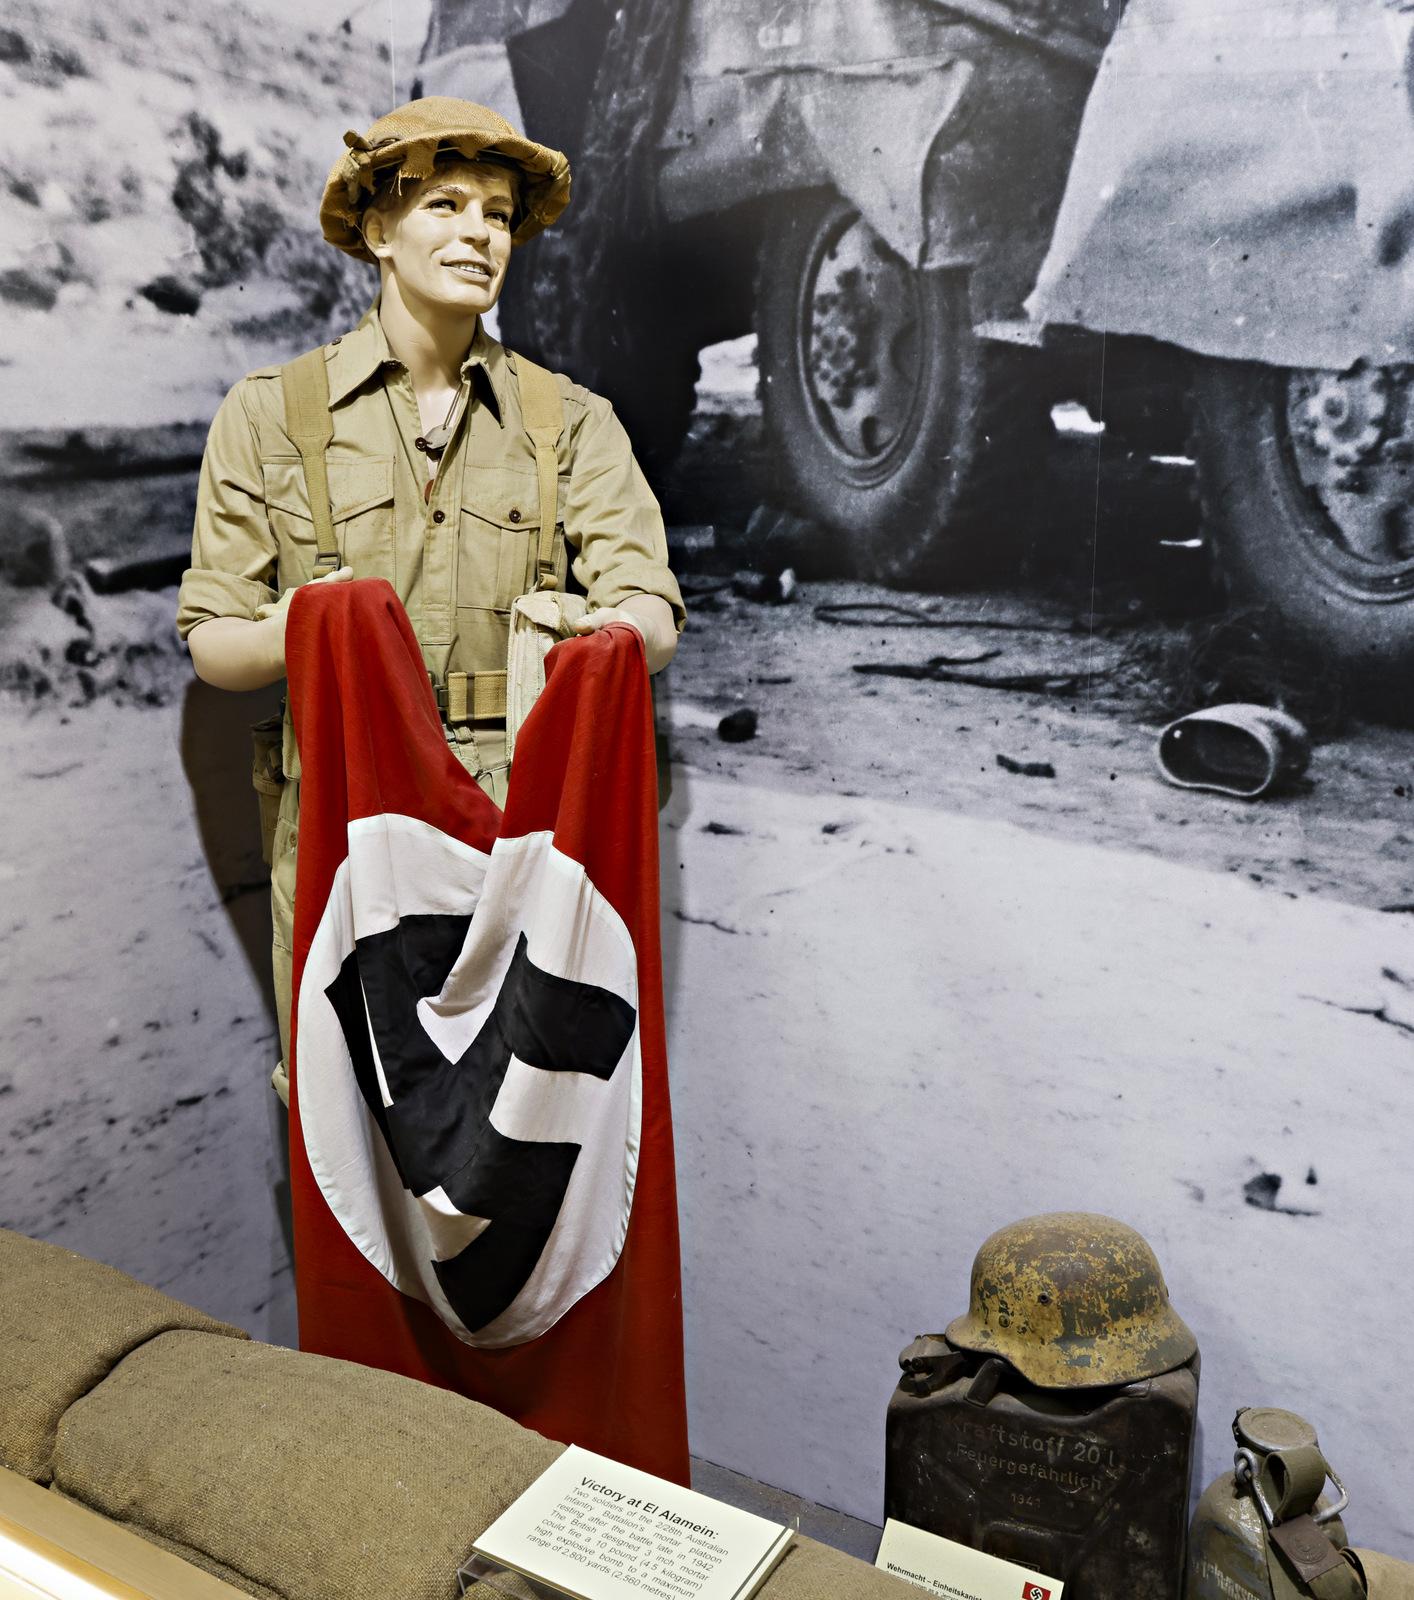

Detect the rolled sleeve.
[
  {"left": 175, "top": 381, "right": 278, "bottom": 640},
  {"left": 562, "top": 394, "right": 686, "bottom": 633}
]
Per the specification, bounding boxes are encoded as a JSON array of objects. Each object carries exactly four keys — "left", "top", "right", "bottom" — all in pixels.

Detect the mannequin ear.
[{"left": 361, "top": 207, "right": 390, "bottom": 258}]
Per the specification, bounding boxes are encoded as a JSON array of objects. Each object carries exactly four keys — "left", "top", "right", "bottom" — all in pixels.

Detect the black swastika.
[{"left": 325, "top": 916, "right": 636, "bottom": 1333}]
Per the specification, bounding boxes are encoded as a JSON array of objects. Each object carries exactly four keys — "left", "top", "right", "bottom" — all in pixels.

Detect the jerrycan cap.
[{"left": 1234, "top": 1408, "right": 1319, "bottom": 1454}]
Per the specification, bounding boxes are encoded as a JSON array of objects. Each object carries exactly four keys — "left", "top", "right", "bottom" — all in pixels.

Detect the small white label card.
[
  {"left": 875, "top": 1519, "right": 1064, "bottom": 1600},
  {"left": 473, "top": 1445, "right": 793, "bottom": 1600}
]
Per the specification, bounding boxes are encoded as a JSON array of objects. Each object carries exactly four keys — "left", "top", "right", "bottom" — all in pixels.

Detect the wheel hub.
[
  {"left": 811, "top": 268, "right": 878, "bottom": 411},
  {"left": 1295, "top": 368, "right": 1391, "bottom": 466},
  {"left": 803, "top": 214, "right": 922, "bottom": 462},
  {"left": 1286, "top": 364, "right": 1414, "bottom": 586}
]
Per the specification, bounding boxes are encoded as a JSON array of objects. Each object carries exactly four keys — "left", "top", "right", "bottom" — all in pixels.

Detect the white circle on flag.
[{"left": 297, "top": 814, "right": 642, "bottom": 1347}]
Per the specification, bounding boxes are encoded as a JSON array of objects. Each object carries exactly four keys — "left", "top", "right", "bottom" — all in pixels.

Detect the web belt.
[{"left": 434, "top": 669, "right": 507, "bottom": 724}]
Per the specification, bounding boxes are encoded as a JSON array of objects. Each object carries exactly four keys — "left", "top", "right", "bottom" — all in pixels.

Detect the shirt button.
[
  {"left": 432, "top": 509, "right": 446, "bottom": 524},
  {"left": 508, "top": 507, "right": 522, "bottom": 523},
  {"left": 330, "top": 336, "right": 342, "bottom": 345},
  {"left": 415, "top": 436, "right": 428, "bottom": 452}
]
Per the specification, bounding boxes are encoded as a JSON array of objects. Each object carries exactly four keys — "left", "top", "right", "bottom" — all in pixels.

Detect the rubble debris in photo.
[{"left": 717, "top": 708, "right": 758, "bottom": 744}]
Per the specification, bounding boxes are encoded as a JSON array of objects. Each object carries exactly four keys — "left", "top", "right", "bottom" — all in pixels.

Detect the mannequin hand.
[
  {"left": 572, "top": 595, "right": 677, "bottom": 674},
  {"left": 572, "top": 606, "right": 646, "bottom": 642},
  {"left": 190, "top": 565, "right": 353, "bottom": 691},
  {"left": 257, "top": 565, "right": 354, "bottom": 662}
]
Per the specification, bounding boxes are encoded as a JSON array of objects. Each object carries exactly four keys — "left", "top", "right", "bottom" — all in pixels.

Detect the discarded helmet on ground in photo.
[
  {"left": 1157, "top": 703, "right": 1311, "bottom": 799},
  {"left": 886, "top": 1212, "right": 1200, "bottom": 1600},
  {"left": 1189, "top": 1407, "right": 1414, "bottom": 1600}
]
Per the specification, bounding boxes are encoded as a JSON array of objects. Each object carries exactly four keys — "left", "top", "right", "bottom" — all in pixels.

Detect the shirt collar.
[
  {"left": 325, "top": 301, "right": 507, "bottom": 426},
  {"left": 462, "top": 319, "right": 507, "bottom": 427}
]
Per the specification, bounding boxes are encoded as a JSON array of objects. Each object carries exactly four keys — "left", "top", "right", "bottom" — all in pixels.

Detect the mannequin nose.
[{"left": 460, "top": 205, "right": 491, "bottom": 243}]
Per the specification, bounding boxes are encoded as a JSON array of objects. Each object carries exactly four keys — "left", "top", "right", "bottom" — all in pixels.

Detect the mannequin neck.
[{"left": 377, "top": 275, "right": 480, "bottom": 396}]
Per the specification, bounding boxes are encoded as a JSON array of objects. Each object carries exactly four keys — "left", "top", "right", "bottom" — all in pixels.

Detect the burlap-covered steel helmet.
[
  {"left": 944, "top": 1212, "right": 1197, "bottom": 1388},
  {"left": 320, "top": 97, "right": 571, "bottom": 262}
]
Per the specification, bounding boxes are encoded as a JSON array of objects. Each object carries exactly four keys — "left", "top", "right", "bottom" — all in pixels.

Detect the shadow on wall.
[
  {"left": 179, "top": 672, "right": 295, "bottom": 1270},
  {"left": 179, "top": 675, "right": 284, "bottom": 1005}
]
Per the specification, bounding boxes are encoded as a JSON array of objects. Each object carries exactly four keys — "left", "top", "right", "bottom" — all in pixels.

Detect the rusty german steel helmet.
[
  {"left": 319, "top": 96, "right": 572, "bottom": 262},
  {"left": 944, "top": 1212, "right": 1198, "bottom": 1388}
]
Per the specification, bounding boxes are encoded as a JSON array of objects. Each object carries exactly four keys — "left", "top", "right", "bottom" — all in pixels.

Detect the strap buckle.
[
  {"left": 429, "top": 670, "right": 506, "bottom": 726},
  {"left": 1268, "top": 1518, "right": 1350, "bottom": 1587}
]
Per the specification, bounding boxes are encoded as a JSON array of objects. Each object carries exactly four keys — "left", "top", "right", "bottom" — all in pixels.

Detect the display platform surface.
[
  {"left": 0, "top": 1466, "right": 246, "bottom": 1600},
  {"left": 690, "top": 1462, "right": 880, "bottom": 1565}
]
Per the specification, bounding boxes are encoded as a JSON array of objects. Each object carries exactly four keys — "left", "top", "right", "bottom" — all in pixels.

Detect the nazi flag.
[
  {"left": 297, "top": 815, "right": 643, "bottom": 1347},
  {"left": 280, "top": 579, "right": 686, "bottom": 1481}
]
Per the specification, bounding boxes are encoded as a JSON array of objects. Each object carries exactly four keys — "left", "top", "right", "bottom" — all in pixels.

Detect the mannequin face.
[{"left": 362, "top": 159, "right": 517, "bottom": 321}]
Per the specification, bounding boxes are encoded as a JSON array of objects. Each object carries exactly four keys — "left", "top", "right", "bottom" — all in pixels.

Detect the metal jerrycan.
[
  {"left": 885, "top": 1214, "right": 1200, "bottom": 1600},
  {"left": 1188, "top": 1409, "right": 1414, "bottom": 1600}
]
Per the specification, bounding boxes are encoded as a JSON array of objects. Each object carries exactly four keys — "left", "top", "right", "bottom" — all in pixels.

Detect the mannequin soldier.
[{"left": 175, "top": 99, "right": 684, "bottom": 1100}]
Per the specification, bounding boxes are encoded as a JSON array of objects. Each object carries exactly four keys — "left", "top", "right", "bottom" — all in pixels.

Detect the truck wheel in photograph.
[
  {"left": 1191, "top": 358, "right": 1414, "bottom": 695},
  {"left": 756, "top": 189, "right": 1048, "bottom": 586}
]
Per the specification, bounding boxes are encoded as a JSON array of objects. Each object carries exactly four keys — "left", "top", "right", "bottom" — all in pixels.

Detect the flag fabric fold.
[{"left": 283, "top": 577, "right": 687, "bottom": 1483}]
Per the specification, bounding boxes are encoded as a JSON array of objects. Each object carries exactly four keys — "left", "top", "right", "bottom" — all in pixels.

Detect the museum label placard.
[
  {"left": 875, "top": 1519, "right": 1065, "bottom": 1600},
  {"left": 472, "top": 1446, "right": 793, "bottom": 1600}
]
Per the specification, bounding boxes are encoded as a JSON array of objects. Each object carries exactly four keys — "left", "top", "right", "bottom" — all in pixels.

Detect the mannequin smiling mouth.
[{"left": 445, "top": 260, "right": 492, "bottom": 281}]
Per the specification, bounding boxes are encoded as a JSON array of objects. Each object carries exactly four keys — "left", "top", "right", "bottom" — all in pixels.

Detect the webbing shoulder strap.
[
  {"left": 280, "top": 347, "right": 341, "bottom": 575},
  {"left": 514, "top": 354, "right": 566, "bottom": 589}
]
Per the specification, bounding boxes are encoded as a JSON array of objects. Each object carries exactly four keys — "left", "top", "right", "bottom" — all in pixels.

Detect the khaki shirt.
[{"left": 176, "top": 307, "right": 685, "bottom": 692}]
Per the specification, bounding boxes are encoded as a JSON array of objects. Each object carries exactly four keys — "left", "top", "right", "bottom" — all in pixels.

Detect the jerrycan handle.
[
  {"left": 1235, "top": 1445, "right": 1349, "bottom": 1528},
  {"left": 963, "top": 1357, "right": 1008, "bottom": 1408},
  {"left": 897, "top": 1336, "right": 968, "bottom": 1398}
]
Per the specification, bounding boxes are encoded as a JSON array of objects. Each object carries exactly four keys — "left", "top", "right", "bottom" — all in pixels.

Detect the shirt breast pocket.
[
  {"left": 262, "top": 456, "right": 395, "bottom": 582},
  {"left": 459, "top": 466, "right": 568, "bottom": 611}
]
